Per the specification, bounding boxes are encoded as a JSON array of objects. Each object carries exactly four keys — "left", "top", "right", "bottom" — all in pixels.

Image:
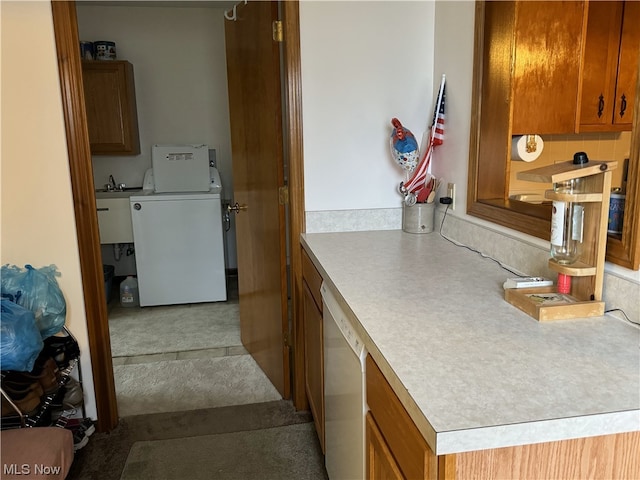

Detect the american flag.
[
  {"left": 432, "top": 83, "right": 446, "bottom": 146},
  {"left": 400, "top": 75, "right": 446, "bottom": 197}
]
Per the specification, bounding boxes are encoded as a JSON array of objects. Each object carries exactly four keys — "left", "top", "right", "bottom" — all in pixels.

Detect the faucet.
[
  {"left": 104, "top": 174, "right": 126, "bottom": 192},
  {"left": 106, "top": 175, "right": 117, "bottom": 191}
]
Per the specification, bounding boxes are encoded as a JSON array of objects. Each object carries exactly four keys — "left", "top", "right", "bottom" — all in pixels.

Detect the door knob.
[
  {"left": 133, "top": 203, "right": 142, "bottom": 210},
  {"left": 228, "top": 202, "right": 248, "bottom": 214}
]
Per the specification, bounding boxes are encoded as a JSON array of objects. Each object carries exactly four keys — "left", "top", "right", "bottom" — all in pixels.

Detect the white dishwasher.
[{"left": 322, "top": 282, "right": 367, "bottom": 480}]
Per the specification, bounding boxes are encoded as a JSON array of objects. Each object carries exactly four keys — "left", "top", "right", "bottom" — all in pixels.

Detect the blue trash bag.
[
  {"left": 1, "top": 264, "right": 66, "bottom": 339},
  {"left": 0, "top": 298, "right": 44, "bottom": 372}
]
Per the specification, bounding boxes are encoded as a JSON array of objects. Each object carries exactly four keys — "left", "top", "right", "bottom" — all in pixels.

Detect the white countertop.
[{"left": 301, "top": 230, "right": 640, "bottom": 455}]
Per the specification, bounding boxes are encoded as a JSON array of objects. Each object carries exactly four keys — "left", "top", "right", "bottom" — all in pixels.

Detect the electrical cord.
[
  {"left": 605, "top": 308, "right": 639, "bottom": 327},
  {"left": 437, "top": 203, "right": 639, "bottom": 327},
  {"left": 438, "top": 203, "right": 528, "bottom": 277}
]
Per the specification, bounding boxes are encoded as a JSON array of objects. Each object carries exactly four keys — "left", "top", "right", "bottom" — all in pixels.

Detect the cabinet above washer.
[{"left": 82, "top": 60, "right": 140, "bottom": 155}]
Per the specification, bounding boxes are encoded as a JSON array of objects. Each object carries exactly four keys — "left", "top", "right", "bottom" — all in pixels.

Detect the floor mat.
[
  {"left": 65, "top": 400, "right": 317, "bottom": 480},
  {"left": 120, "top": 423, "right": 327, "bottom": 480}
]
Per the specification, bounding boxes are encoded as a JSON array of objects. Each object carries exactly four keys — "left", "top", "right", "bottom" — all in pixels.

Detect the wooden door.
[
  {"left": 366, "top": 413, "right": 406, "bottom": 480},
  {"left": 613, "top": 1, "right": 640, "bottom": 128},
  {"left": 579, "top": 1, "right": 624, "bottom": 130},
  {"left": 225, "top": 1, "right": 290, "bottom": 398},
  {"left": 511, "top": 1, "right": 586, "bottom": 135}
]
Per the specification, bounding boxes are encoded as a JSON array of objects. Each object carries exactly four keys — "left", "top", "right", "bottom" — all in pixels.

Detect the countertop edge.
[{"left": 436, "top": 409, "right": 640, "bottom": 455}]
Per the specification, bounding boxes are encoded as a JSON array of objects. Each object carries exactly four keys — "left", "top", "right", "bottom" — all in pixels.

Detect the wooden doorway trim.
[
  {"left": 282, "top": 2, "right": 309, "bottom": 410},
  {"left": 51, "top": 0, "right": 306, "bottom": 430},
  {"left": 50, "top": 0, "right": 118, "bottom": 432}
]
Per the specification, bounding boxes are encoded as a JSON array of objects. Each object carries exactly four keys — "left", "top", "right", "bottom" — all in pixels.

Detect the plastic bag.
[
  {"left": 0, "top": 298, "right": 44, "bottom": 372},
  {"left": 1, "top": 264, "right": 66, "bottom": 339}
]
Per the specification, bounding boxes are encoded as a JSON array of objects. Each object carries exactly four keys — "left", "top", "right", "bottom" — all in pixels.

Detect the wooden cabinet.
[
  {"left": 579, "top": 1, "right": 640, "bottom": 132},
  {"left": 82, "top": 61, "right": 140, "bottom": 155},
  {"left": 366, "top": 355, "right": 437, "bottom": 480},
  {"left": 501, "top": 0, "right": 640, "bottom": 135},
  {"left": 302, "top": 248, "right": 324, "bottom": 453},
  {"left": 510, "top": 1, "right": 586, "bottom": 135},
  {"left": 366, "top": 413, "right": 404, "bottom": 480}
]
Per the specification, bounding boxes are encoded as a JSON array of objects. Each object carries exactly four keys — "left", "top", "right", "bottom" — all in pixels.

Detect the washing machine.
[{"left": 129, "top": 145, "right": 227, "bottom": 306}]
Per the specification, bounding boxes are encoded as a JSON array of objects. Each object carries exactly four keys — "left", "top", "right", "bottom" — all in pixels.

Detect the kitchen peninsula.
[{"left": 301, "top": 230, "right": 639, "bottom": 479}]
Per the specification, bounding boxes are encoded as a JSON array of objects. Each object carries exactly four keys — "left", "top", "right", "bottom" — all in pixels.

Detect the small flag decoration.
[{"left": 398, "top": 74, "right": 446, "bottom": 204}]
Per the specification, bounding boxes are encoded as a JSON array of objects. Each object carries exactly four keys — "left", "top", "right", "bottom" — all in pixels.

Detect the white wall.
[
  {"left": 300, "top": 1, "right": 436, "bottom": 211},
  {"left": 1, "top": 1, "right": 97, "bottom": 419},
  {"left": 76, "top": 5, "right": 237, "bottom": 270},
  {"left": 431, "top": 1, "right": 475, "bottom": 215}
]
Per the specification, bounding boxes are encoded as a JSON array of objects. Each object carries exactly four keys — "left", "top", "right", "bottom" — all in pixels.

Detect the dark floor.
[{"left": 66, "top": 401, "right": 325, "bottom": 480}]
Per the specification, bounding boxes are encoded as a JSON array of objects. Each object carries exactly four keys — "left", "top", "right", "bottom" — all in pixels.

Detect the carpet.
[
  {"left": 114, "top": 355, "right": 282, "bottom": 417},
  {"left": 66, "top": 400, "right": 324, "bottom": 480},
  {"left": 120, "top": 423, "right": 327, "bottom": 480},
  {"left": 109, "top": 302, "right": 241, "bottom": 357}
]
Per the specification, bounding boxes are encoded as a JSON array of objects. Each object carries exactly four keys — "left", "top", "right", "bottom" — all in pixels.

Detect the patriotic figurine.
[
  {"left": 389, "top": 118, "right": 420, "bottom": 172},
  {"left": 396, "top": 74, "right": 446, "bottom": 206}
]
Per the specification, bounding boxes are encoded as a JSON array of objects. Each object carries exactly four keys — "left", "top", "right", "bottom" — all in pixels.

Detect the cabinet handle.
[
  {"left": 97, "top": 208, "right": 109, "bottom": 212},
  {"left": 597, "top": 94, "right": 604, "bottom": 118},
  {"left": 619, "top": 94, "right": 627, "bottom": 118}
]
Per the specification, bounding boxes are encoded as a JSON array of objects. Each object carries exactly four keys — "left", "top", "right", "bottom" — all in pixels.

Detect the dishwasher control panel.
[{"left": 321, "top": 282, "right": 364, "bottom": 356}]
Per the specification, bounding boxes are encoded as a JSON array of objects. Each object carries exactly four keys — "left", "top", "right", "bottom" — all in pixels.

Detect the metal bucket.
[{"left": 402, "top": 202, "right": 435, "bottom": 234}]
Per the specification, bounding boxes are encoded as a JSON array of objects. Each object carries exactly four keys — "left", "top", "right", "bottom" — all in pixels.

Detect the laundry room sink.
[{"left": 95, "top": 189, "right": 142, "bottom": 199}]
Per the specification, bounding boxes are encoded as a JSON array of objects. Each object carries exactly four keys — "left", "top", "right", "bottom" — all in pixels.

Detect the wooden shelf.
[
  {"left": 505, "top": 287, "right": 605, "bottom": 322},
  {"left": 548, "top": 259, "right": 597, "bottom": 277},
  {"left": 517, "top": 160, "right": 617, "bottom": 183},
  {"left": 544, "top": 190, "right": 603, "bottom": 203}
]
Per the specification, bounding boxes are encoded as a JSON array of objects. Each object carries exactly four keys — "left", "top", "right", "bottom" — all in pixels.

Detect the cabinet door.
[
  {"left": 511, "top": 1, "right": 586, "bottom": 135},
  {"left": 579, "top": 1, "right": 639, "bottom": 131},
  {"left": 303, "top": 281, "right": 324, "bottom": 453},
  {"left": 366, "top": 413, "right": 405, "bottom": 480},
  {"left": 82, "top": 61, "right": 140, "bottom": 155},
  {"left": 613, "top": 1, "right": 640, "bottom": 128},
  {"left": 96, "top": 198, "right": 134, "bottom": 244},
  {"left": 366, "top": 355, "right": 437, "bottom": 480},
  {"left": 579, "top": 1, "right": 624, "bottom": 130}
]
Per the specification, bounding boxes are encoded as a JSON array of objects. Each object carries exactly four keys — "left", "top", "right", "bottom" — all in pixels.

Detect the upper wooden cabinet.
[
  {"left": 470, "top": 1, "right": 640, "bottom": 270},
  {"left": 579, "top": 1, "right": 640, "bottom": 132},
  {"left": 511, "top": 1, "right": 586, "bottom": 135},
  {"left": 81, "top": 61, "right": 140, "bottom": 155}
]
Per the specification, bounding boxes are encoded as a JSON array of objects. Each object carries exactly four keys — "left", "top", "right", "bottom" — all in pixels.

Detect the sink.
[{"left": 95, "top": 189, "right": 142, "bottom": 199}]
